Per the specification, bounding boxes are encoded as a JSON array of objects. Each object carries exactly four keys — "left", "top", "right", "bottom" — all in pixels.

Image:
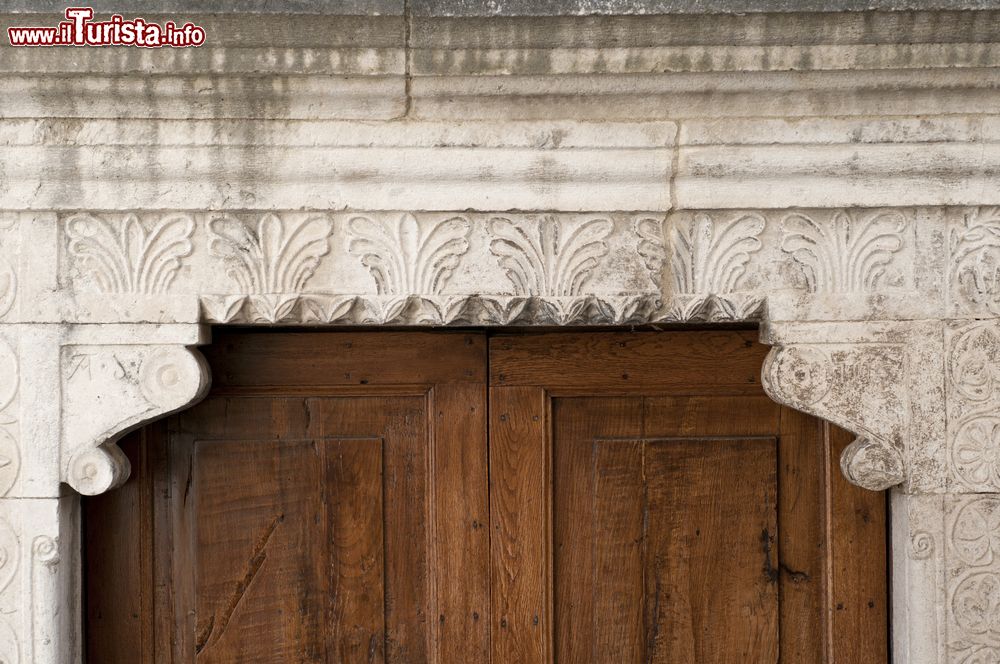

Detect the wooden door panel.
[
  {"left": 588, "top": 439, "right": 644, "bottom": 664},
  {"left": 552, "top": 399, "right": 780, "bottom": 663},
  {"left": 166, "top": 394, "right": 433, "bottom": 664},
  {"left": 192, "top": 437, "right": 335, "bottom": 663},
  {"left": 641, "top": 438, "right": 778, "bottom": 664},
  {"left": 85, "top": 332, "right": 489, "bottom": 664},
  {"left": 489, "top": 331, "right": 888, "bottom": 664},
  {"left": 490, "top": 385, "right": 549, "bottom": 664},
  {"left": 326, "top": 437, "right": 388, "bottom": 664},
  {"left": 551, "top": 397, "right": 643, "bottom": 664}
]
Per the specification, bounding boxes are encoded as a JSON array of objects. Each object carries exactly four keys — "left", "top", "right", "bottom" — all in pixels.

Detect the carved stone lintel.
[{"left": 61, "top": 344, "right": 209, "bottom": 495}]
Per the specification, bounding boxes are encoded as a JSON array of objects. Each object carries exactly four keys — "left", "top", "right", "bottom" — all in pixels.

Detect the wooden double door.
[{"left": 84, "top": 330, "right": 888, "bottom": 664}]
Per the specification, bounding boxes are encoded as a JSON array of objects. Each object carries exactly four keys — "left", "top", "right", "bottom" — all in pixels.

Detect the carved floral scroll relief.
[
  {"left": 0, "top": 331, "right": 18, "bottom": 498},
  {"left": 0, "top": 498, "right": 70, "bottom": 664},
  {"left": 948, "top": 495, "right": 1000, "bottom": 663},
  {"left": 0, "top": 215, "right": 17, "bottom": 322},
  {"left": 900, "top": 492, "right": 1000, "bottom": 664},
  {"left": 947, "top": 321, "right": 1000, "bottom": 493},
  {"left": 951, "top": 207, "right": 1000, "bottom": 317}
]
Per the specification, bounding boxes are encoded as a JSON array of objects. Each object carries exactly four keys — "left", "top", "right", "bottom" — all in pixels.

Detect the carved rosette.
[
  {"left": 762, "top": 343, "right": 906, "bottom": 491},
  {"left": 61, "top": 344, "right": 209, "bottom": 495},
  {"left": 948, "top": 322, "right": 1000, "bottom": 492}
]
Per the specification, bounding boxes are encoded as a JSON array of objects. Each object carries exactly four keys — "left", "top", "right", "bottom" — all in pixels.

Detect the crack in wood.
[{"left": 195, "top": 513, "right": 283, "bottom": 655}]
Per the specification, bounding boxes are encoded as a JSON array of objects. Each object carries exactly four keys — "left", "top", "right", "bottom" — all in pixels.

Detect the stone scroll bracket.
[
  {"left": 760, "top": 319, "right": 947, "bottom": 494},
  {"left": 60, "top": 326, "right": 211, "bottom": 495},
  {"left": 761, "top": 341, "right": 907, "bottom": 491}
]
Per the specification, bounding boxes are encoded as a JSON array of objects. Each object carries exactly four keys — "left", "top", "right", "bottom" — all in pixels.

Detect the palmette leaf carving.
[
  {"left": 208, "top": 213, "right": 333, "bottom": 293},
  {"left": 489, "top": 215, "right": 612, "bottom": 296},
  {"left": 347, "top": 213, "right": 471, "bottom": 295},
  {"left": 66, "top": 213, "right": 195, "bottom": 293},
  {"left": 670, "top": 212, "right": 765, "bottom": 294},
  {"left": 781, "top": 210, "right": 907, "bottom": 292}
]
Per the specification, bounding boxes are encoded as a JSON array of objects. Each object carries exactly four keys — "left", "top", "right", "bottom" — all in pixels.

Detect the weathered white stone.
[{"left": 1, "top": 6, "right": 998, "bottom": 663}]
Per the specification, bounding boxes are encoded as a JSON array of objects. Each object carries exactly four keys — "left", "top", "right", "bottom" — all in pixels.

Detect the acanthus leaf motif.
[
  {"left": 489, "top": 215, "right": 613, "bottom": 296},
  {"left": 781, "top": 210, "right": 907, "bottom": 292},
  {"left": 66, "top": 213, "right": 195, "bottom": 294},
  {"left": 952, "top": 207, "right": 1000, "bottom": 315},
  {"left": 670, "top": 212, "right": 765, "bottom": 294},
  {"left": 208, "top": 213, "right": 333, "bottom": 293},
  {"left": 347, "top": 213, "right": 471, "bottom": 295}
]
